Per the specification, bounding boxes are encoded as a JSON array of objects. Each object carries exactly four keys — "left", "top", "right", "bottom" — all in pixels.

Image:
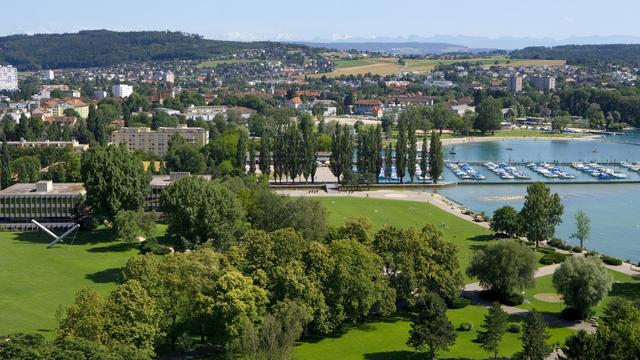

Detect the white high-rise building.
[
  {"left": 42, "top": 70, "right": 55, "bottom": 81},
  {"left": 0, "top": 65, "right": 19, "bottom": 91},
  {"left": 112, "top": 84, "right": 133, "bottom": 98}
]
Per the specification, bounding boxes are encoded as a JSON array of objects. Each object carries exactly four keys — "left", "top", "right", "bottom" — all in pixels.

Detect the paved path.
[{"left": 463, "top": 264, "right": 597, "bottom": 333}]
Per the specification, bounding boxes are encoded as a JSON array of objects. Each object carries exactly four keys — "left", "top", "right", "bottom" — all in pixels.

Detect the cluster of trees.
[
  {"left": 512, "top": 44, "right": 640, "bottom": 67},
  {"left": 491, "top": 182, "right": 564, "bottom": 247},
  {"left": 266, "top": 114, "right": 318, "bottom": 183},
  {"left": 0, "top": 143, "right": 81, "bottom": 189}
]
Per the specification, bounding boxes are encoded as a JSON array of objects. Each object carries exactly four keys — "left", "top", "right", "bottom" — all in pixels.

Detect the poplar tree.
[
  {"left": 235, "top": 131, "right": 247, "bottom": 170},
  {"left": 429, "top": 131, "right": 444, "bottom": 184},
  {"left": 407, "top": 115, "right": 417, "bottom": 182},
  {"left": 258, "top": 133, "right": 271, "bottom": 178},
  {"left": 248, "top": 141, "right": 256, "bottom": 175},
  {"left": 0, "top": 139, "right": 11, "bottom": 189},
  {"left": 419, "top": 134, "right": 428, "bottom": 183},
  {"left": 329, "top": 124, "right": 344, "bottom": 181},
  {"left": 396, "top": 116, "right": 407, "bottom": 183},
  {"left": 384, "top": 143, "right": 393, "bottom": 181}
]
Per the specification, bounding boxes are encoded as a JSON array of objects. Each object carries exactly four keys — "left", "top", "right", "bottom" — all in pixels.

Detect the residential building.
[
  {"left": 110, "top": 124, "right": 209, "bottom": 156},
  {"left": 0, "top": 181, "right": 86, "bottom": 231},
  {"left": 42, "top": 70, "right": 55, "bottom": 81},
  {"left": 94, "top": 90, "right": 108, "bottom": 99},
  {"left": 529, "top": 76, "right": 556, "bottom": 92},
  {"left": 0, "top": 65, "right": 19, "bottom": 91},
  {"left": 183, "top": 105, "right": 228, "bottom": 121},
  {"left": 354, "top": 99, "right": 384, "bottom": 118},
  {"left": 450, "top": 104, "right": 476, "bottom": 116},
  {"left": 423, "top": 80, "right": 455, "bottom": 88},
  {"left": 112, "top": 84, "right": 134, "bottom": 98},
  {"left": 228, "top": 106, "right": 257, "bottom": 120},
  {"left": 1, "top": 139, "right": 88, "bottom": 152},
  {"left": 507, "top": 74, "right": 523, "bottom": 93},
  {"left": 163, "top": 71, "right": 175, "bottom": 83}
]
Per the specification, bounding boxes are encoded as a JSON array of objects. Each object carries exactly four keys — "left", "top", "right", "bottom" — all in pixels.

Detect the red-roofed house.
[{"left": 354, "top": 99, "right": 384, "bottom": 118}]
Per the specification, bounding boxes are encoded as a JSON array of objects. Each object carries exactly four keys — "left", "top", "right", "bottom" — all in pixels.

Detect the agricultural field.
[{"left": 320, "top": 56, "right": 566, "bottom": 77}]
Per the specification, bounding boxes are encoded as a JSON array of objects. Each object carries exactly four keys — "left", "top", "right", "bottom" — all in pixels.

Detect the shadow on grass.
[
  {"left": 610, "top": 281, "right": 640, "bottom": 300},
  {"left": 14, "top": 228, "right": 115, "bottom": 246},
  {"left": 364, "top": 352, "right": 474, "bottom": 360},
  {"left": 86, "top": 242, "right": 136, "bottom": 253},
  {"left": 85, "top": 268, "right": 122, "bottom": 284},
  {"left": 469, "top": 234, "right": 495, "bottom": 242}
]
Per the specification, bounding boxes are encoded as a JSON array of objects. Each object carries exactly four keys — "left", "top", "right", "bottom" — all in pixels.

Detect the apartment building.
[
  {"left": 0, "top": 65, "right": 19, "bottom": 91},
  {"left": 0, "top": 181, "right": 86, "bottom": 230},
  {"left": 110, "top": 124, "right": 209, "bottom": 156},
  {"left": 112, "top": 84, "right": 134, "bottom": 98},
  {"left": 507, "top": 74, "right": 523, "bottom": 93},
  {"left": 529, "top": 76, "right": 556, "bottom": 92}
]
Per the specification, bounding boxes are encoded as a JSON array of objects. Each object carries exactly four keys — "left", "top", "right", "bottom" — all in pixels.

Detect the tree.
[
  {"left": 561, "top": 330, "right": 598, "bottom": 360},
  {"left": 515, "top": 311, "right": 550, "bottom": 360},
  {"left": 552, "top": 256, "right": 613, "bottom": 319},
  {"left": 594, "top": 299, "right": 640, "bottom": 359},
  {"left": 396, "top": 115, "right": 407, "bottom": 183},
  {"left": 56, "top": 287, "right": 108, "bottom": 344},
  {"left": 428, "top": 131, "right": 444, "bottom": 184},
  {"left": 113, "top": 210, "right": 156, "bottom": 242},
  {"left": 329, "top": 124, "right": 353, "bottom": 183},
  {"left": 570, "top": 210, "right": 591, "bottom": 249},
  {"left": 10, "top": 156, "right": 40, "bottom": 183},
  {"left": 478, "top": 302, "right": 509, "bottom": 359},
  {"left": 0, "top": 139, "right": 12, "bottom": 189},
  {"left": 519, "top": 182, "right": 564, "bottom": 247},
  {"left": 81, "top": 145, "right": 151, "bottom": 221},
  {"left": 258, "top": 133, "right": 271, "bottom": 177},
  {"left": 406, "top": 116, "right": 417, "bottom": 182},
  {"left": 406, "top": 293, "right": 456, "bottom": 360},
  {"left": 491, "top": 205, "right": 521, "bottom": 238},
  {"left": 160, "top": 176, "right": 243, "bottom": 250},
  {"left": 384, "top": 143, "right": 393, "bottom": 181},
  {"left": 104, "top": 280, "right": 162, "bottom": 352},
  {"left": 474, "top": 97, "right": 503, "bottom": 134},
  {"left": 165, "top": 135, "right": 207, "bottom": 174},
  {"left": 248, "top": 140, "right": 257, "bottom": 175},
  {"left": 235, "top": 129, "right": 247, "bottom": 170},
  {"left": 419, "top": 134, "right": 428, "bottom": 183},
  {"left": 467, "top": 240, "right": 536, "bottom": 300}
]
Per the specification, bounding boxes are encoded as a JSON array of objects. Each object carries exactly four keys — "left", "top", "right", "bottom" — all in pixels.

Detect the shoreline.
[{"left": 441, "top": 134, "right": 602, "bottom": 146}]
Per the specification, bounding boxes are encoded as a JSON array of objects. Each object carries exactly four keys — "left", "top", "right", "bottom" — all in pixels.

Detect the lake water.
[{"left": 431, "top": 131, "right": 640, "bottom": 263}]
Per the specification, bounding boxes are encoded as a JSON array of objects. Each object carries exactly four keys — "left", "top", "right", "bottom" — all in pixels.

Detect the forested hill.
[
  {"left": 511, "top": 44, "right": 640, "bottom": 66},
  {"left": 0, "top": 30, "right": 296, "bottom": 70}
]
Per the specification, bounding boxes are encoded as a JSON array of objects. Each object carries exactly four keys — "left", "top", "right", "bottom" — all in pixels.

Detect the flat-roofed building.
[
  {"left": 110, "top": 124, "right": 209, "bottom": 156},
  {"left": 507, "top": 74, "right": 523, "bottom": 93},
  {"left": 0, "top": 181, "right": 86, "bottom": 230},
  {"left": 0, "top": 65, "right": 18, "bottom": 91},
  {"left": 529, "top": 76, "right": 556, "bottom": 92},
  {"left": 1, "top": 139, "right": 89, "bottom": 152}
]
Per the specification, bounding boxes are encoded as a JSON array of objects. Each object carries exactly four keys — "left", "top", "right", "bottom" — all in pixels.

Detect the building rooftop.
[
  {"left": 0, "top": 182, "right": 86, "bottom": 196},
  {"left": 151, "top": 174, "right": 212, "bottom": 187}
]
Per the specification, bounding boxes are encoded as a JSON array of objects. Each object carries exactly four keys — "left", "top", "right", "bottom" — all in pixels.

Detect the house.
[
  {"left": 354, "top": 100, "right": 384, "bottom": 118},
  {"left": 285, "top": 96, "right": 304, "bottom": 109}
]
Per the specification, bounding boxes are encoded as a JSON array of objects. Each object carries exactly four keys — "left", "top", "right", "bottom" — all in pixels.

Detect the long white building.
[{"left": 0, "top": 65, "right": 19, "bottom": 91}]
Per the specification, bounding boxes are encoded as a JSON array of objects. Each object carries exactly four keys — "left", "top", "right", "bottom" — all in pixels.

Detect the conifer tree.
[
  {"left": 517, "top": 311, "right": 550, "bottom": 360},
  {"left": 478, "top": 302, "right": 509, "bottom": 359}
]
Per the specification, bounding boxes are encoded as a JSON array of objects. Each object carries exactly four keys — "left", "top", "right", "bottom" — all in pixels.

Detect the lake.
[{"left": 432, "top": 131, "right": 640, "bottom": 263}]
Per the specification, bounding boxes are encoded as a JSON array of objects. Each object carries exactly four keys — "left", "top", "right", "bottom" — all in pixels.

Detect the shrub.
[
  {"left": 548, "top": 238, "right": 565, "bottom": 248},
  {"left": 585, "top": 251, "right": 599, "bottom": 258},
  {"left": 537, "top": 247, "right": 555, "bottom": 255},
  {"left": 572, "top": 246, "right": 584, "bottom": 253},
  {"left": 140, "top": 239, "right": 172, "bottom": 255},
  {"left": 507, "top": 323, "right": 521, "bottom": 333},
  {"left": 540, "top": 252, "right": 570, "bottom": 265},
  {"left": 602, "top": 256, "right": 623, "bottom": 266},
  {"left": 457, "top": 322, "right": 473, "bottom": 331},
  {"left": 447, "top": 296, "right": 470, "bottom": 309},
  {"left": 503, "top": 293, "right": 524, "bottom": 306}
]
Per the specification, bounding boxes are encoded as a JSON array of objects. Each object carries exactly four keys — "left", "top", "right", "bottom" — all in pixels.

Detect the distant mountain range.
[
  {"left": 299, "top": 35, "right": 640, "bottom": 53},
  {"left": 295, "top": 41, "right": 493, "bottom": 55}
]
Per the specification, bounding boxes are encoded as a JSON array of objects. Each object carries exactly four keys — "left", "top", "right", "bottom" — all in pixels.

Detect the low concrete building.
[
  {"left": 1, "top": 139, "right": 89, "bottom": 152},
  {"left": 0, "top": 181, "right": 86, "bottom": 230}
]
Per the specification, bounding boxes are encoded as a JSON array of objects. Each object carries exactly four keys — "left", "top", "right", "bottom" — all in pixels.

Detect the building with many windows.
[
  {"left": 0, "top": 65, "right": 19, "bottom": 91},
  {"left": 112, "top": 84, "right": 133, "bottom": 98},
  {"left": 110, "top": 124, "right": 209, "bottom": 156},
  {"left": 507, "top": 74, "right": 523, "bottom": 93},
  {"left": 0, "top": 181, "right": 86, "bottom": 230},
  {"left": 529, "top": 76, "right": 556, "bottom": 92}
]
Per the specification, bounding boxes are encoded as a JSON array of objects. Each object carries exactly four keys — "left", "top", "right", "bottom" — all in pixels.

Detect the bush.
[
  {"left": 536, "top": 247, "right": 555, "bottom": 255},
  {"left": 140, "top": 239, "right": 172, "bottom": 255},
  {"left": 572, "top": 246, "right": 584, "bottom": 253},
  {"left": 503, "top": 293, "right": 524, "bottom": 306},
  {"left": 507, "top": 323, "right": 521, "bottom": 333},
  {"left": 548, "top": 238, "right": 573, "bottom": 251},
  {"left": 447, "top": 296, "right": 470, "bottom": 309},
  {"left": 457, "top": 322, "right": 473, "bottom": 331},
  {"left": 585, "top": 251, "right": 599, "bottom": 258},
  {"left": 540, "top": 252, "right": 570, "bottom": 265},
  {"left": 602, "top": 256, "right": 623, "bottom": 266}
]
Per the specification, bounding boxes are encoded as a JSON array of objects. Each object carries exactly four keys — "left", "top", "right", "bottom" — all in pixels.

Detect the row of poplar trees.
[
  {"left": 329, "top": 117, "right": 444, "bottom": 184},
  {"left": 255, "top": 115, "right": 318, "bottom": 183}
]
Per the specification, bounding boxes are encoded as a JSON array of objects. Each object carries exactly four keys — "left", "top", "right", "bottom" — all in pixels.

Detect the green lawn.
[
  {"left": 317, "top": 197, "right": 494, "bottom": 279},
  {"left": 518, "top": 269, "right": 640, "bottom": 315},
  {"left": 0, "top": 228, "right": 139, "bottom": 337},
  {"left": 296, "top": 305, "right": 572, "bottom": 360}
]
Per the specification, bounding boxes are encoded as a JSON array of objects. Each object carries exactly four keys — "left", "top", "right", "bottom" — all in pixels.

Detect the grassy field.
[
  {"left": 320, "top": 56, "right": 566, "bottom": 77},
  {"left": 0, "top": 228, "right": 142, "bottom": 336},
  {"left": 317, "top": 197, "right": 493, "bottom": 277},
  {"left": 517, "top": 269, "right": 640, "bottom": 315},
  {"left": 296, "top": 305, "right": 573, "bottom": 360}
]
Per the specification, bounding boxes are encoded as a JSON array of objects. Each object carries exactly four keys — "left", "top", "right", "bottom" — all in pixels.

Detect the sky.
[{"left": 2, "top": 0, "right": 640, "bottom": 42}]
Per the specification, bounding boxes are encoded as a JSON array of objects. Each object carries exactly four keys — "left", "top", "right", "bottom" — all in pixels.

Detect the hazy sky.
[{"left": 2, "top": 0, "right": 638, "bottom": 41}]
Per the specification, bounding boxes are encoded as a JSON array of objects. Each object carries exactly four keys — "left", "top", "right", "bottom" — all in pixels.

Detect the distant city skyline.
[{"left": 3, "top": 0, "right": 640, "bottom": 47}]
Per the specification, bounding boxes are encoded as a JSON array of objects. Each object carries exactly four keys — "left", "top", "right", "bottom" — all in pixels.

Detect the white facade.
[
  {"left": 112, "top": 84, "right": 133, "bottom": 98},
  {"left": 0, "top": 66, "right": 19, "bottom": 91},
  {"left": 42, "top": 70, "right": 55, "bottom": 81}
]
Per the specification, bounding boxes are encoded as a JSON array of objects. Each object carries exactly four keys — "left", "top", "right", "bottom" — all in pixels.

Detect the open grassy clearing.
[
  {"left": 197, "top": 58, "right": 260, "bottom": 68},
  {"left": 317, "top": 196, "right": 493, "bottom": 281},
  {"left": 319, "top": 57, "right": 566, "bottom": 77},
  {"left": 296, "top": 305, "right": 573, "bottom": 360},
  {"left": 517, "top": 269, "right": 640, "bottom": 315}
]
